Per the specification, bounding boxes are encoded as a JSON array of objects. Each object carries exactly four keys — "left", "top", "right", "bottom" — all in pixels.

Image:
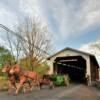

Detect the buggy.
[{"left": 39, "top": 74, "right": 70, "bottom": 89}]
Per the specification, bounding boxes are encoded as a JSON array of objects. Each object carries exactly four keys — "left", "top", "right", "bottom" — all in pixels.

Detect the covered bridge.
[{"left": 47, "top": 47, "right": 99, "bottom": 84}]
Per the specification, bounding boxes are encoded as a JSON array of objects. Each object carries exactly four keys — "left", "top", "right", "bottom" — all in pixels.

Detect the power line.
[
  {"left": 0, "top": 24, "right": 84, "bottom": 70},
  {"left": 0, "top": 24, "right": 50, "bottom": 55}
]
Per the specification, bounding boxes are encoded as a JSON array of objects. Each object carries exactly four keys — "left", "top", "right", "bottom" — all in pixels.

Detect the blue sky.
[{"left": 0, "top": 0, "right": 100, "bottom": 53}]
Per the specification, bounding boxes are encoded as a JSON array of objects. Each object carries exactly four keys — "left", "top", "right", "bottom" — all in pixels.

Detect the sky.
[{"left": 0, "top": 0, "right": 100, "bottom": 64}]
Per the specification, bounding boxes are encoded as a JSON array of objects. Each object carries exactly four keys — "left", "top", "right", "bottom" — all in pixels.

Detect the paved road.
[{"left": 0, "top": 84, "right": 99, "bottom": 100}]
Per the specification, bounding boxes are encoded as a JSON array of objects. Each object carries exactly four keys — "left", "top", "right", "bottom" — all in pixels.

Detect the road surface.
[{"left": 0, "top": 84, "right": 99, "bottom": 100}]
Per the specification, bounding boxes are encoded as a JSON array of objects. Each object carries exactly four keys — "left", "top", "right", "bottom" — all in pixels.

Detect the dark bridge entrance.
[{"left": 54, "top": 56, "right": 86, "bottom": 83}]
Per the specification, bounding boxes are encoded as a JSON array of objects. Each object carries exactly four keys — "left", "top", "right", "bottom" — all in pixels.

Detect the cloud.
[
  {"left": 0, "top": 7, "right": 18, "bottom": 29},
  {"left": 18, "top": 0, "right": 100, "bottom": 41},
  {"left": 46, "top": 0, "right": 100, "bottom": 38},
  {"left": 1, "top": 0, "right": 100, "bottom": 38},
  {"left": 80, "top": 39, "right": 100, "bottom": 66},
  {"left": 0, "top": 0, "right": 100, "bottom": 47}
]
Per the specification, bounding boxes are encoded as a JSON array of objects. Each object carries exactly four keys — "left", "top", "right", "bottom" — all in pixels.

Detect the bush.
[
  {"left": 19, "top": 58, "right": 50, "bottom": 77},
  {"left": 0, "top": 76, "right": 7, "bottom": 80},
  {"left": 95, "top": 81, "right": 100, "bottom": 90},
  {"left": 51, "top": 74, "right": 65, "bottom": 86},
  {"left": 0, "top": 80, "right": 8, "bottom": 91}
]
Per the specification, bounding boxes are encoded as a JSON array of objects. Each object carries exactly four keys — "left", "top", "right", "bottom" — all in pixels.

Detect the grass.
[
  {"left": 94, "top": 81, "right": 100, "bottom": 90},
  {"left": 0, "top": 79, "right": 8, "bottom": 91}
]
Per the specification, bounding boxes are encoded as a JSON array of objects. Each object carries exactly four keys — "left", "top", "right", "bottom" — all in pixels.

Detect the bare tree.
[
  {"left": 0, "top": 16, "right": 52, "bottom": 70},
  {"left": 5, "top": 30, "right": 22, "bottom": 62},
  {"left": 6, "top": 31, "right": 15, "bottom": 60},
  {"left": 15, "top": 16, "right": 51, "bottom": 70},
  {"left": 0, "top": 25, "right": 17, "bottom": 62}
]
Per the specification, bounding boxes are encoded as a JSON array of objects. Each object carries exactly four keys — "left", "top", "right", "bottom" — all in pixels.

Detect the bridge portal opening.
[{"left": 54, "top": 56, "right": 86, "bottom": 83}]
